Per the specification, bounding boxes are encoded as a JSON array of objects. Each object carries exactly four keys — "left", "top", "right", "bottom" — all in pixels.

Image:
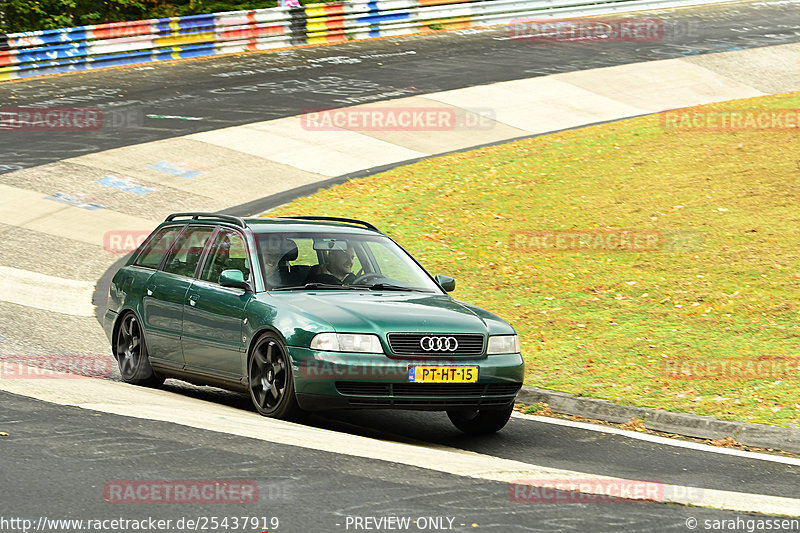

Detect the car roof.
[
  {"left": 246, "top": 218, "right": 381, "bottom": 236},
  {"left": 161, "top": 213, "right": 383, "bottom": 236}
]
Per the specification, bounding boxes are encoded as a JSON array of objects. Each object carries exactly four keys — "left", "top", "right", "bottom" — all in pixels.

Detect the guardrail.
[{"left": 0, "top": 0, "right": 735, "bottom": 81}]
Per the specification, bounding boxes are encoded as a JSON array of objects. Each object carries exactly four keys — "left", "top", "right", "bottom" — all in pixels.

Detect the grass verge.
[{"left": 269, "top": 93, "right": 800, "bottom": 427}]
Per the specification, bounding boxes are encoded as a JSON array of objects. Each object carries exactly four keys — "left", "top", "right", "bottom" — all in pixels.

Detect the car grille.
[
  {"left": 335, "top": 381, "right": 521, "bottom": 408},
  {"left": 386, "top": 333, "right": 485, "bottom": 357}
]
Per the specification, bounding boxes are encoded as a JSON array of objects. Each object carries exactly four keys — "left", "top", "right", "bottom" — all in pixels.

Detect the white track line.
[{"left": 513, "top": 412, "right": 800, "bottom": 467}]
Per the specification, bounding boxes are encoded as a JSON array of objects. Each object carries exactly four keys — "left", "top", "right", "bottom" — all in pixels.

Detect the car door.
[
  {"left": 181, "top": 227, "right": 254, "bottom": 383},
  {"left": 133, "top": 224, "right": 182, "bottom": 365},
  {"left": 142, "top": 225, "right": 214, "bottom": 369}
]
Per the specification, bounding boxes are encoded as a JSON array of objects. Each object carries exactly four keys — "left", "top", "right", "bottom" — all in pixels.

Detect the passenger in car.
[
  {"left": 261, "top": 238, "right": 301, "bottom": 287},
  {"left": 261, "top": 249, "right": 284, "bottom": 286}
]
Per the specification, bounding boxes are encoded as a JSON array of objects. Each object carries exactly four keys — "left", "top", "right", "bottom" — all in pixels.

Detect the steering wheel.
[{"left": 351, "top": 273, "right": 382, "bottom": 285}]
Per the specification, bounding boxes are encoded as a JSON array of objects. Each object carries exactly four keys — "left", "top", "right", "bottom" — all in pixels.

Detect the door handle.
[
  {"left": 188, "top": 294, "right": 199, "bottom": 307},
  {"left": 146, "top": 285, "right": 155, "bottom": 296}
]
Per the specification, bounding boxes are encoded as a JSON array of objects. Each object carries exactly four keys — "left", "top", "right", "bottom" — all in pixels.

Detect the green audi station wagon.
[{"left": 104, "top": 213, "right": 524, "bottom": 434}]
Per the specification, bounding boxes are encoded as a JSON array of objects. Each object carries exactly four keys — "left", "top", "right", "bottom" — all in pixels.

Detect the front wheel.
[
  {"left": 248, "top": 333, "right": 301, "bottom": 420},
  {"left": 114, "top": 312, "right": 164, "bottom": 387},
  {"left": 447, "top": 404, "right": 514, "bottom": 435}
]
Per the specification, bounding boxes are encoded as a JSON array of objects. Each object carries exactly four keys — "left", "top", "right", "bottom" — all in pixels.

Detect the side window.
[
  {"left": 133, "top": 226, "right": 182, "bottom": 269},
  {"left": 162, "top": 226, "right": 215, "bottom": 278},
  {"left": 200, "top": 229, "right": 251, "bottom": 284}
]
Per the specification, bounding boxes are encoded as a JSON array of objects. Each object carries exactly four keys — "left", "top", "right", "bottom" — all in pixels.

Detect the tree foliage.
[{"left": 1, "top": 0, "right": 281, "bottom": 34}]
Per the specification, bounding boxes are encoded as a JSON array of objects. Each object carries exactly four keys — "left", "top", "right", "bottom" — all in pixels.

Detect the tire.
[
  {"left": 248, "top": 332, "right": 301, "bottom": 420},
  {"left": 447, "top": 404, "right": 514, "bottom": 435},
  {"left": 114, "top": 312, "right": 164, "bottom": 387}
]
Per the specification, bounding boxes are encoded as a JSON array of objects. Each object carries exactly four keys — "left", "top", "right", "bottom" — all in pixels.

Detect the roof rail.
[
  {"left": 278, "top": 216, "right": 381, "bottom": 232},
  {"left": 164, "top": 212, "right": 247, "bottom": 228}
]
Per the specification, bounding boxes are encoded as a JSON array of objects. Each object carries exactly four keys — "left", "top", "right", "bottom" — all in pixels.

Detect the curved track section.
[
  {"left": 2, "top": 2, "right": 800, "bottom": 529},
  {"left": 2, "top": 1, "right": 800, "bottom": 170}
]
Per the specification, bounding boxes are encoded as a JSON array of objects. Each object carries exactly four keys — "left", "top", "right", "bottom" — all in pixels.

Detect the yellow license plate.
[{"left": 408, "top": 366, "right": 479, "bottom": 383}]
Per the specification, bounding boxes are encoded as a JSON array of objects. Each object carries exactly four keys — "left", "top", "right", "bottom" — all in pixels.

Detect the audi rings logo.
[{"left": 419, "top": 336, "right": 459, "bottom": 352}]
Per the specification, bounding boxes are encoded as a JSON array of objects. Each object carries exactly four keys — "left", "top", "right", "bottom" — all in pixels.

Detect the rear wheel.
[
  {"left": 248, "top": 333, "right": 301, "bottom": 419},
  {"left": 114, "top": 312, "right": 164, "bottom": 387},
  {"left": 447, "top": 404, "right": 514, "bottom": 435}
]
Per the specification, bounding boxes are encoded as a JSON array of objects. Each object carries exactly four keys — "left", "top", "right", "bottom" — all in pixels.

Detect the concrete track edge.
[{"left": 516, "top": 387, "right": 800, "bottom": 454}]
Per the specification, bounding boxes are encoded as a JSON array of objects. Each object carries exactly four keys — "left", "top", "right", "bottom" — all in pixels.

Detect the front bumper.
[{"left": 289, "top": 347, "right": 524, "bottom": 411}]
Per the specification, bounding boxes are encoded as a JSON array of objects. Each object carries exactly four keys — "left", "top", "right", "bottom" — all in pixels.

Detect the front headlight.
[
  {"left": 310, "top": 333, "right": 384, "bottom": 354},
  {"left": 487, "top": 335, "right": 521, "bottom": 355}
]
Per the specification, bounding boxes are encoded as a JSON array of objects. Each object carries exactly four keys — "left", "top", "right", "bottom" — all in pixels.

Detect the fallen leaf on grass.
[
  {"left": 708, "top": 436, "right": 740, "bottom": 448},
  {"left": 620, "top": 418, "right": 647, "bottom": 432}
]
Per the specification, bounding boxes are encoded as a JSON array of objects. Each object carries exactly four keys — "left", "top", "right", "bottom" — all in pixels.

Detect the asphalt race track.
[
  {"left": 0, "top": 391, "right": 767, "bottom": 533},
  {"left": 2, "top": 1, "right": 800, "bottom": 531},
  {"left": 2, "top": 1, "right": 800, "bottom": 170}
]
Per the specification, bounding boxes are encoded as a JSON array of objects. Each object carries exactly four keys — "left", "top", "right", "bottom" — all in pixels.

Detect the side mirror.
[
  {"left": 435, "top": 274, "right": 456, "bottom": 292},
  {"left": 219, "top": 269, "right": 251, "bottom": 291}
]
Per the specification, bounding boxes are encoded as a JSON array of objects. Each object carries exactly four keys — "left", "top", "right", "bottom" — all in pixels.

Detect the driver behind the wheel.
[{"left": 308, "top": 244, "right": 356, "bottom": 285}]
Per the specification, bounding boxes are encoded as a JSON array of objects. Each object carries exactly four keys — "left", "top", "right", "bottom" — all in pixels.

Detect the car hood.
[{"left": 265, "top": 291, "right": 513, "bottom": 335}]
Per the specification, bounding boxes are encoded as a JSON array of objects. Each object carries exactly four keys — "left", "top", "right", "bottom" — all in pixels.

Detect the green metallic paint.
[
  {"left": 105, "top": 217, "right": 524, "bottom": 412},
  {"left": 287, "top": 347, "right": 524, "bottom": 398},
  {"left": 182, "top": 279, "right": 251, "bottom": 379}
]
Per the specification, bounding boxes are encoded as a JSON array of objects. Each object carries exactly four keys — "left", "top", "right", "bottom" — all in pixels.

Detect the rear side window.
[
  {"left": 162, "top": 226, "right": 215, "bottom": 278},
  {"left": 133, "top": 226, "right": 182, "bottom": 269}
]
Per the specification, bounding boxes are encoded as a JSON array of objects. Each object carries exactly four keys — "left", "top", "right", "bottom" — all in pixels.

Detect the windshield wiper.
[
  {"left": 271, "top": 283, "right": 365, "bottom": 291},
  {"left": 350, "top": 283, "right": 432, "bottom": 292}
]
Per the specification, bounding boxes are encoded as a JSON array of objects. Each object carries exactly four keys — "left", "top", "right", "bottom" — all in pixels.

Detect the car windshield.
[{"left": 254, "top": 232, "right": 441, "bottom": 292}]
